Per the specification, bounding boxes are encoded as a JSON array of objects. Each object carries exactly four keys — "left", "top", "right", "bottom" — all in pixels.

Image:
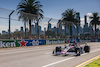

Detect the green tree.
[
  {"left": 90, "top": 12, "right": 100, "bottom": 36},
  {"left": 17, "top": 0, "right": 43, "bottom": 36},
  {"left": 45, "top": 31, "right": 56, "bottom": 38},
  {"left": 62, "top": 9, "right": 78, "bottom": 37}
]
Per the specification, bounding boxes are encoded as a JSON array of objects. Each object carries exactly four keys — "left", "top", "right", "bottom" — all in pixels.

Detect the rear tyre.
[{"left": 84, "top": 46, "right": 90, "bottom": 53}]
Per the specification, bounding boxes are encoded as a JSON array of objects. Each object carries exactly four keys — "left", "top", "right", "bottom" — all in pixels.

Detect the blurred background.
[{"left": 0, "top": 8, "right": 100, "bottom": 40}]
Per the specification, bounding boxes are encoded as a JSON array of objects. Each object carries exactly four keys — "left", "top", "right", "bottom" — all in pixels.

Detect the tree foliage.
[
  {"left": 90, "top": 12, "right": 100, "bottom": 36},
  {"left": 17, "top": 0, "right": 44, "bottom": 35},
  {"left": 62, "top": 9, "right": 79, "bottom": 36},
  {"left": 45, "top": 31, "right": 56, "bottom": 37}
]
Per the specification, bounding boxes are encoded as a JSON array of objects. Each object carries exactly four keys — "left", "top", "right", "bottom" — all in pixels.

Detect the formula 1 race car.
[{"left": 52, "top": 42, "right": 90, "bottom": 56}]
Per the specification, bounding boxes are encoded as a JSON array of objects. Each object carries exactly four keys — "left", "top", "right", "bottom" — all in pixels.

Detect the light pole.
[
  {"left": 47, "top": 18, "right": 52, "bottom": 38},
  {"left": 9, "top": 10, "right": 14, "bottom": 39}
]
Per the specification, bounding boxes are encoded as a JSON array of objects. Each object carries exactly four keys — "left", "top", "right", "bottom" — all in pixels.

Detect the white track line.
[
  {"left": 42, "top": 49, "right": 100, "bottom": 67},
  {"left": 42, "top": 57, "right": 75, "bottom": 67}
]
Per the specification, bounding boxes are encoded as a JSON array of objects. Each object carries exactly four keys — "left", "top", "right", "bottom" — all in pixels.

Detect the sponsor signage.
[
  {"left": 46, "top": 39, "right": 65, "bottom": 45},
  {"left": 93, "top": 39, "right": 99, "bottom": 42},
  {"left": 80, "top": 40, "right": 91, "bottom": 42},
  {"left": 0, "top": 40, "right": 21, "bottom": 48},
  {"left": 24, "top": 40, "right": 45, "bottom": 46},
  {"left": 0, "top": 38, "right": 100, "bottom": 48},
  {"left": 0, "top": 41, "right": 16, "bottom": 48}
]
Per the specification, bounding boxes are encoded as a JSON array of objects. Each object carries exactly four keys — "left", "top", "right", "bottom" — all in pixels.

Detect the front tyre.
[
  {"left": 52, "top": 50, "right": 56, "bottom": 56},
  {"left": 76, "top": 49, "right": 81, "bottom": 56}
]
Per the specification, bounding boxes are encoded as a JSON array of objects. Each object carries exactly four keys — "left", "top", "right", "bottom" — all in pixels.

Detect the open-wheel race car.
[{"left": 52, "top": 42, "right": 90, "bottom": 56}]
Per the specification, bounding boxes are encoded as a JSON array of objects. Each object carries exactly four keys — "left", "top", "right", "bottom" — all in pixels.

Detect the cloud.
[{"left": 87, "top": 13, "right": 93, "bottom": 17}]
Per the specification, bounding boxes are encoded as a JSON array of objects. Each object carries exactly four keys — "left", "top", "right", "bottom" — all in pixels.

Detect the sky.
[{"left": 0, "top": 0, "right": 100, "bottom": 33}]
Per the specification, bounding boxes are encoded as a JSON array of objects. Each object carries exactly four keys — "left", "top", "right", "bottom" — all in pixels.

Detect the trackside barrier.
[
  {"left": 93, "top": 39, "right": 100, "bottom": 42},
  {"left": 45, "top": 39, "right": 79, "bottom": 45},
  {"left": 46, "top": 39, "right": 65, "bottom": 45},
  {"left": 65, "top": 39, "right": 79, "bottom": 43},
  {"left": 0, "top": 39, "right": 45, "bottom": 48},
  {"left": 80, "top": 40, "right": 91, "bottom": 43},
  {"left": 0, "top": 40, "right": 21, "bottom": 48},
  {"left": 80, "top": 39, "right": 100, "bottom": 42},
  {"left": 25, "top": 39, "right": 45, "bottom": 46},
  {"left": 0, "top": 39, "right": 100, "bottom": 48}
]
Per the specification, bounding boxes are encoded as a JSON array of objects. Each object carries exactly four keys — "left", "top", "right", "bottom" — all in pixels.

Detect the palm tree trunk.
[
  {"left": 29, "top": 20, "right": 31, "bottom": 36},
  {"left": 24, "top": 22, "right": 26, "bottom": 39},
  {"left": 37, "top": 21, "right": 39, "bottom": 39},
  {"left": 77, "top": 25, "right": 79, "bottom": 38},
  {"left": 65, "top": 25, "right": 66, "bottom": 38},
  {"left": 70, "top": 26, "right": 72, "bottom": 37},
  {"left": 95, "top": 24, "right": 96, "bottom": 36}
]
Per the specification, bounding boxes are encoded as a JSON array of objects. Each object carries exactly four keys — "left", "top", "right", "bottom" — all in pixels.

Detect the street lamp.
[{"left": 9, "top": 10, "right": 14, "bottom": 39}]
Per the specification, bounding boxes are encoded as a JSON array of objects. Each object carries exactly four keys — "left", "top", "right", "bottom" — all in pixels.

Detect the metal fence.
[{"left": 0, "top": 8, "right": 100, "bottom": 39}]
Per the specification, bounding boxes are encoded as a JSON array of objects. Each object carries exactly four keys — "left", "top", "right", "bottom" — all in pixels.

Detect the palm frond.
[{"left": 17, "top": 0, "right": 43, "bottom": 22}]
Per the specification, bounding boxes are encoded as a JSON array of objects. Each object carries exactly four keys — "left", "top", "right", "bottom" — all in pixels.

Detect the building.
[
  {"left": 20, "top": 26, "right": 24, "bottom": 32},
  {"left": 89, "top": 24, "right": 93, "bottom": 34},
  {"left": 31, "top": 25, "right": 35, "bottom": 34},
  {"left": 83, "top": 15, "right": 89, "bottom": 34},
  {"left": 39, "top": 26, "right": 41, "bottom": 32},
  {"left": 97, "top": 29, "right": 100, "bottom": 35},
  {"left": 33, "top": 23, "right": 42, "bottom": 34},
  {"left": 44, "top": 28, "right": 46, "bottom": 32},
  {"left": 49, "top": 27, "right": 57, "bottom": 34},
  {"left": 65, "top": 25, "right": 70, "bottom": 35},
  {"left": 76, "top": 12, "right": 80, "bottom": 25},
  {"left": 57, "top": 20, "right": 62, "bottom": 34},
  {"left": 2, "top": 31, "right": 8, "bottom": 35},
  {"left": 44, "top": 28, "right": 46, "bottom": 35},
  {"left": 82, "top": 15, "right": 94, "bottom": 35},
  {"left": 47, "top": 23, "right": 51, "bottom": 31},
  {"left": 26, "top": 28, "right": 29, "bottom": 32},
  {"left": 78, "top": 25, "right": 83, "bottom": 34},
  {"left": 75, "top": 12, "right": 83, "bottom": 35},
  {"left": 15, "top": 29, "right": 19, "bottom": 32},
  {"left": 72, "top": 25, "right": 77, "bottom": 36},
  {"left": 35, "top": 23, "right": 38, "bottom": 34}
]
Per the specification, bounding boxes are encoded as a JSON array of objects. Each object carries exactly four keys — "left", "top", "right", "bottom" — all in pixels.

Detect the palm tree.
[
  {"left": 90, "top": 12, "right": 100, "bottom": 36},
  {"left": 17, "top": 0, "right": 43, "bottom": 37},
  {"left": 62, "top": 9, "right": 78, "bottom": 37}
]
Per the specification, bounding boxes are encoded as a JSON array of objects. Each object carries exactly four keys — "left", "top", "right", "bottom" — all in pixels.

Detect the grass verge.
[{"left": 84, "top": 58, "right": 100, "bottom": 67}]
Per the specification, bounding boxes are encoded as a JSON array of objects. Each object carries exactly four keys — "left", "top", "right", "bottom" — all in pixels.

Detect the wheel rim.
[{"left": 77, "top": 50, "right": 80, "bottom": 55}]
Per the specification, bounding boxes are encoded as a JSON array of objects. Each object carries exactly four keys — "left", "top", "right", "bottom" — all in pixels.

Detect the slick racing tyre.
[{"left": 84, "top": 46, "right": 90, "bottom": 53}]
